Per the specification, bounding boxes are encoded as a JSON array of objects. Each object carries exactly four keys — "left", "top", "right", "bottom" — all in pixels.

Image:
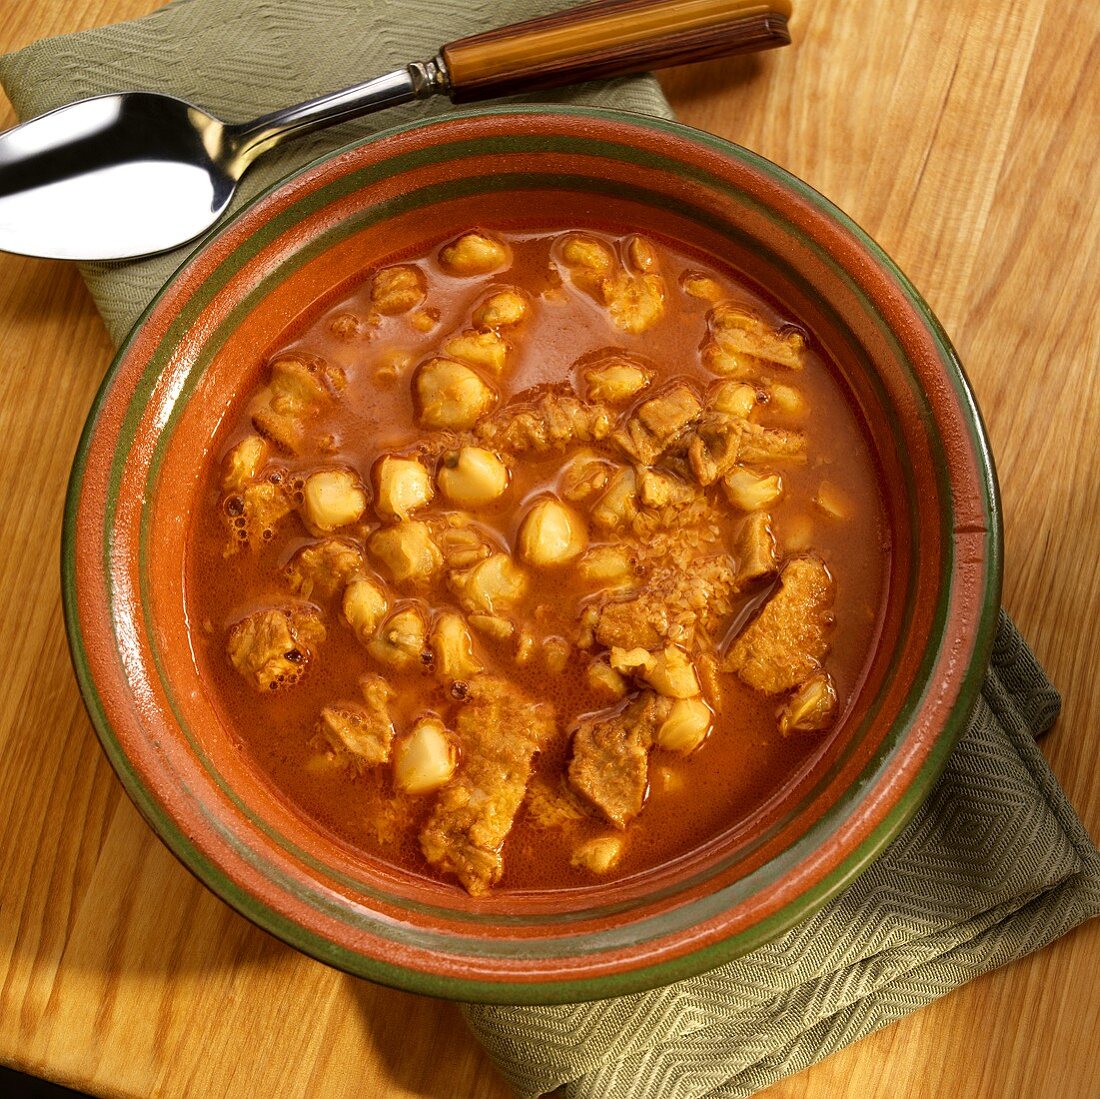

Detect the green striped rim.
[{"left": 62, "top": 105, "right": 1001, "bottom": 1003}]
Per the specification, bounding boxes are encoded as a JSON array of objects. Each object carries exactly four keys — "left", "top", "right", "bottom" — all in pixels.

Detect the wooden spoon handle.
[{"left": 441, "top": 0, "right": 792, "bottom": 103}]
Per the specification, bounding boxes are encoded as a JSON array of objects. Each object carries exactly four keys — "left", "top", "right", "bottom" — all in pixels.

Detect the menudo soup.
[{"left": 187, "top": 227, "right": 888, "bottom": 895}]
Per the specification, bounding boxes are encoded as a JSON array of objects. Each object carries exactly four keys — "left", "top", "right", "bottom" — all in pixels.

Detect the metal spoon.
[{"left": 0, "top": 0, "right": 791, "bottom": 261}]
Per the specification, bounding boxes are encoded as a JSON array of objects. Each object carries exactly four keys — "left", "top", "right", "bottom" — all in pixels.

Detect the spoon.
[{"left": 0, "top": 0, "right": 790, "bottom": 261}]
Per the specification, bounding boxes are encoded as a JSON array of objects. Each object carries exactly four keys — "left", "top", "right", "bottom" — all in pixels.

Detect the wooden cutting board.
[{"left": 1, "top": 1, "right": 1097, "bottom": 1096}]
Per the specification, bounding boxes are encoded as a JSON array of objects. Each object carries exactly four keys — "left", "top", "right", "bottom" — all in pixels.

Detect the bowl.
[{"left": 63, "top": 106, "right": 1000, "bottom": 1004}]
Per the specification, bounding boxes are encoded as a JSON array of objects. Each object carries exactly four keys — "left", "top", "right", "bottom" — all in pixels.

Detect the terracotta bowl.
[{"left": 63, "top": 107, "right": 1000, "bottom": 1004}]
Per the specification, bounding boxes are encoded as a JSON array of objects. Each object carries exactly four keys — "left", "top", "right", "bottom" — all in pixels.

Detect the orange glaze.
[{"left": 186, "top": 227, "right": 890, "bottom": 892}]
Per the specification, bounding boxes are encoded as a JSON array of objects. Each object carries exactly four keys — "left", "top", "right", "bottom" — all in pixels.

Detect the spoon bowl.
[{"left": 0, "top": 93, "right": 235, "bottom": 260}]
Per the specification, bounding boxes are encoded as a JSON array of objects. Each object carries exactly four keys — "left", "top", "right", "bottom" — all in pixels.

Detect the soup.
[{"left": 186, "top": 227, "right": 889, "bottom": 895}]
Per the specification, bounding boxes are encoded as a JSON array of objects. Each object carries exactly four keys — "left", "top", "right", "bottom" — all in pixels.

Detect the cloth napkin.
[{"left": 4, "top": 4, "right": 1098, "bottom": 1097}]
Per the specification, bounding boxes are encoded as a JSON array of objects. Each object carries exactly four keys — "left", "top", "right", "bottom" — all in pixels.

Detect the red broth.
[{"left": 185, "top": 227, "right": 889, "bottom": 894}]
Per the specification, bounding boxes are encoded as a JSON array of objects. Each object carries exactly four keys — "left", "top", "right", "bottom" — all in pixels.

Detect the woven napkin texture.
[{"left": 3, "top": 4, "right": 1099, "bottom": 1097}]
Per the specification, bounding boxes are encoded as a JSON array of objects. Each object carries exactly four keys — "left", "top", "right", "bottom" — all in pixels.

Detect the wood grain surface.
[{"left": 1, "top": 1, "right": 1098, "bottom": 1096}]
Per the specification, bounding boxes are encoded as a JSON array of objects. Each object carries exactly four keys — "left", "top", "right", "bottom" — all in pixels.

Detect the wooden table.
[{"left": 2, "top": 1, "right": 1098, "bottom": 1095}]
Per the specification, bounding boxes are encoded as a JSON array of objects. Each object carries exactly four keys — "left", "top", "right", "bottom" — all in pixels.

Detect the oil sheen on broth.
[{"left": 187, "top": 227, "right": 889, "bottom": 896}]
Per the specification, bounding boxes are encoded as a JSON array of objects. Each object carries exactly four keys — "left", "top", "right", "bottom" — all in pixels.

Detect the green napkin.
[{"left": 4, "top": 5, "right": 1098, "bottom": 1098}]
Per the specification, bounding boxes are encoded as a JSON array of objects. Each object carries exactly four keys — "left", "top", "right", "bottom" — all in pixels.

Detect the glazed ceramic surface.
[{"left": 64, "top": 107, "right": 1000, "bottom": 1004}]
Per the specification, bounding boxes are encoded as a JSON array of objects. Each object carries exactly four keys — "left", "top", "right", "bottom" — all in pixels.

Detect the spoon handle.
[
  {"left": 441, "top": 0, "right": 792, "bottom": 103},
  {"left": 229, "top": 67, "right": 438, "bottom": 170},
  {"left": 232, "top": 1, "right": 792, "bottom": 170}
]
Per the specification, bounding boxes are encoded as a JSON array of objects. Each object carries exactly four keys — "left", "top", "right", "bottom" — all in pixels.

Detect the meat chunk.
[
  {"left": 476, "top": 388, "right": 614, "bottom": 454},
  {"left": 317, "top": 675, "right": 396, "bottom": 768},
  {"left": 685, "top": 411, "right": 745, "bottom": 486},
  {"left": 559, "top": 233, "right": 666, "bottom": 333},
  {"left": 568, "top": 692, "right": 672, "bottom": 828},
  {"left": 724, "top": 556, "right": 835, "bottom": 693},
  {"left": 736, "top": 512, "right": 779, "bottom": 584},
  {"left": 224, "top": 475, "right": 294, "bottom": 555},
  {"left": 737, "top": 420, "right": 806, "bottom": 464},
  {"left": 524, "top": 775, "right": 587, "bottom": 828},
  {"left": 702, "top": 305, "right": 806, "bottom": 378},
  {"left": 613, "top": 384, "right": 702, "bottom": 465},
  {"left": 420, "top": 676, "right": 555, "bottom": 894},
  {"left": 638, "top": 469, "right": 697, "bottom": 510},
  {"left": 595, "top": 554, "right": 739, "bottom": 650},
  {"left": 628, "top": 486, "right": 718, "bottom": 541},
  {"left": 227, "top": 605, "right": 325, "bottom": 691},
  {"left": 251, "top": 354, "right": 343, "bottom": 453},
  {"left": 596, "top": 596, "right": 669, "bottom": 651},
  {"left": 285, "top": 539, "right": 364, "bottom": 601}
]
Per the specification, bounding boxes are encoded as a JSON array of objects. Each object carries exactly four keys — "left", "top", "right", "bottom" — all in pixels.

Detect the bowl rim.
[{"left": 62, "top": 103, "right": 1002, "bottom": 1003}]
